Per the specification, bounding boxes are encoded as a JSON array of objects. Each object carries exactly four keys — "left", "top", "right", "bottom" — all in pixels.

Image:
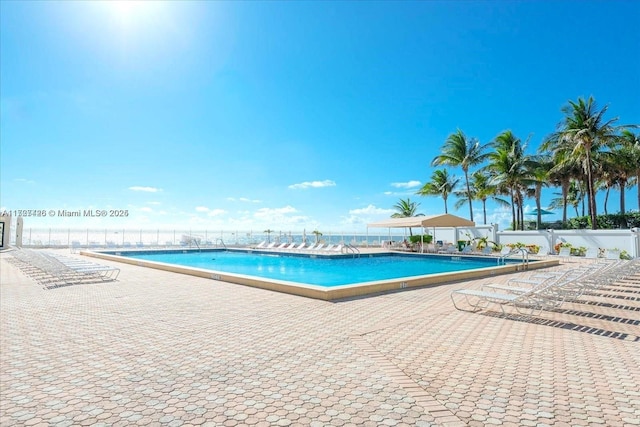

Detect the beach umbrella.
[
  {"left": 527, "top": 208, "right": 554, "bottom": 216},
  {"left": 527, "top": 208, "right": 554, "bottom": 230}
]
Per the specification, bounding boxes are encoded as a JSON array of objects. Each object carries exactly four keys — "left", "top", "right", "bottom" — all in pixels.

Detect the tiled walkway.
[{"left": 1, "top": 250, "right": 639, "bottom": 426}]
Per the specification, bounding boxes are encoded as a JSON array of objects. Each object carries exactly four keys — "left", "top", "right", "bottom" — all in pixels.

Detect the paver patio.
[{"left": 1, "top": 250, "right": 639, "bottom": 426}]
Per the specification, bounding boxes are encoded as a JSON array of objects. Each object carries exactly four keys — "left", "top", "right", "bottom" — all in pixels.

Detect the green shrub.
[
  {"left": 409, "top": 234, "right": 433, "bottom": 245},
  {"left": 566, "top": 212, "right": 640, "bottom": 229}
]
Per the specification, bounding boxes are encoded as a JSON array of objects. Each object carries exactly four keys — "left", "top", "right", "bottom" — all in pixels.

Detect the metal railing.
[
  {"left": 12, "top": 228, "right": 413, "bottom": 249},
  {"left": 499, "top": 247, "right": 530, "bottom": 269},
  {"left": 343, "top": 244, "right": 361, "bottom": 257}
]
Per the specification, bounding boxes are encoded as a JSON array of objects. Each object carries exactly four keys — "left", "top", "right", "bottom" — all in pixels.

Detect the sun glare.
[
  {"left": 104, "top": 0, "right": 159, "bottom": 26},
  {"left": 107, "top": 0, "right": 149, "bottom": 20}
]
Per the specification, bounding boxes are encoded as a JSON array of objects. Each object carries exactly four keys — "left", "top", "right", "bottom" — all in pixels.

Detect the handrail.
[
  {"left": 499, "top": 247, "right": 529, "bottom": 269},
  {"left": 215, "top": 238, "right": 226, "bottom": 249},
  {"left": 185, "top": 236, "right": 201, "bottom": 251},
  {"left": 343, "top": 244, "right": 360, "bottom": 257}
]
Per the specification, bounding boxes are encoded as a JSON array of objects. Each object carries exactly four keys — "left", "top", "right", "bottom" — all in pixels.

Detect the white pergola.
[{"left": 367, "top": 214, "right": 476, "bottom": 251}]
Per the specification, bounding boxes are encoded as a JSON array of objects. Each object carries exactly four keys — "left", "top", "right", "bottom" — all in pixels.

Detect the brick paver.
[{"left": 1, "top": 250, "right": 639, "bottom": 426}]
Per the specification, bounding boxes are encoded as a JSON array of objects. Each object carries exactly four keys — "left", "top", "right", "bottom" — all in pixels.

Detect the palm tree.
[
  {"left": 485, "top": 130, "right": 534, "bottom": 230},
  {"left": 264, "top": 229, "right": 274, "bottom": 243},
  {"left": 416, "top": 169, "right": 459, "bottom": 213},
  {"left": 549, "top": 180, "right": 583, "bottom": 218},
  {"left": 391, "top": 198, "right": 423, "bottom": 236},
  {"left": 544, "top": 150, "right": 583, "bottom": 226},
  {"left": 432, "top": 129, "right": 489, "bottom": 221},
  {"left": 597, "top": 161, "right": 615, "bottom": 216},
  {"left": 527, "top": 155, "right": 553, "bottom": 229},
  {"left": 545, "top": 97, "right": 621, "bottom": 229},
  {"left": 453, "top": 171, "right": 509, "bottom": 225},
  {"left": 619, "top": 129, "right": 640, "bottom": 214}
]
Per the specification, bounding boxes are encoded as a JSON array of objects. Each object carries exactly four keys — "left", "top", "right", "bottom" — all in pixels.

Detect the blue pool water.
[{"left": 124, "top": 250, "right": 510, "bottom": 287}]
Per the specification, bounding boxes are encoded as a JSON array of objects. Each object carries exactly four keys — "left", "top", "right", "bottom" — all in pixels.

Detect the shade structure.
[{"left": 367, "top": 214, "right": 475, "bottom": 229}]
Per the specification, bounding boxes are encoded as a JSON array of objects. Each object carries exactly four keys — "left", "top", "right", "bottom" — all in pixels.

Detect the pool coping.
[{"left": 81, "top": 249, "right": 560, "bottom": 301}]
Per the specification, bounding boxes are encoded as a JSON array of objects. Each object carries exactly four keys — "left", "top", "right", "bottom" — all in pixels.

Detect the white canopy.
[{"left": 367, "top": 214, "right": 475, "bottom": 229}]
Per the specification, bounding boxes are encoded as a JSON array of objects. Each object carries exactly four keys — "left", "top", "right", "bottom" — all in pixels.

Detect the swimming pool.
[
  {"left": 123, "top": 250, "right": 517, "bottom": 287},
  {"left": 84, "top": 249, "right": 559, "bottom": 300}
]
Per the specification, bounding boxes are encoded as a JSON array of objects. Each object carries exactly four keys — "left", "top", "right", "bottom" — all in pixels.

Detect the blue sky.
[{"left": 1, "top": 0, "right": 639, "bottom": 232}]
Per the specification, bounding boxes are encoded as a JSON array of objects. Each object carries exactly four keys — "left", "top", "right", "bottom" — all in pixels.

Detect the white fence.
[
  {"left": 8, "top": 225, "right": 640, "bottom": 258},
  {"left": 12, "top": 228, "right": 411, "bottom": 249}
]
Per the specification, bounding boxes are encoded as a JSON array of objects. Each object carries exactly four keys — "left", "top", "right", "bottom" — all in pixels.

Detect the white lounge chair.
[
  {"left": 311, "top": 243, "right": 328, "bottom": 252},
  {"left": 605, "top": 249, "right": 621, "bottom": 260},
  {"left": 500, "top": 246, "right": 512, "bottom": 256},
  {"left": 439, "top": 244, "right": 457, "bottom": 254},
  {"left": 481, "top": 246, "right": 494, "bottom": 256},
  {"left": 482, "top": 260, "right": 634, "bottom": 302},
  {"left": 558, "top": 246, "right": 572, "bottom": 261},
  {"left": 450, "top": 287, "right": 548, "bottom": 316},
  {"left": 534, "top": 245, "right": 549, "bottom": 257},
  {"left": 584, "top": 247, "right": 600, "bottom": 261}
]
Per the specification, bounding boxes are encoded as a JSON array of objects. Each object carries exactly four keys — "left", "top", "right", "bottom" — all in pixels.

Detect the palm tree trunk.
[
  {"left": 518, "top": 191, "right": 525, "bottom": 230},
  {"left": 536, "top": 190, "right": 542, "bottom": 230},
  {"left": 482, "top": 200, "right": 487, "bottom": 225},
  {"left": 619, "top": 181, "right": 626, "bottom": 216},
  {"left": 562, "top": 181, "right": 569, "bottom": 225},
  {"left": 464, "top": 169, "right": 473, "bottom": 221},
  {"left": 443, "top": 196, "right": 448, "bottom": 214},
  {"left": 510, "top": 189, "right": 516, "bottom": 230},
  {"left": 586, "top": 150, "right": 598, "bottom": 229},
  {"left": 637, "top": 172, "right": 640, "bottom": 214},
  {"left": 604, "top": 187, "right": 610, "bottom": 215}
]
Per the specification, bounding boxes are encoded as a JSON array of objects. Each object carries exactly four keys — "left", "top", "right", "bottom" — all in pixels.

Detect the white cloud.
[
  {"left": 207, "top": 209, "right": 226, "bottom": 217},
  {"left": 391, "top": 180, "right": 421, "bottom": 189},
  {"left": 288, "top": 180, "right": 336, "bottom": 190},
  {"left": 251, "top": 206, "right": 309, "bottom": 226},
  {"left": 195, "top": 206, "right": 226, "bottom": 217},
  {"left": 338, "top": 205, "right": 396, "bottom": 228},
  {"left": 349, "top": 204, "right": 395, "bottom": 216},
  {"left": 129, "top": 186, "right": 162, "bottom": 193},
  {"left": 227, "top": 197, "right": 262, "bottom": 203},
  {"left": 14, "top": 178, "right": 36, "bottom": 184},
  {"left": 139, "top": 207, "right": 153, "bottom": 212},
  {"left": 485, "top": 206, "right": 513, "bottom": 230},
  {"left": 255, "top": 206, "right": 298, "bottom": 218}
]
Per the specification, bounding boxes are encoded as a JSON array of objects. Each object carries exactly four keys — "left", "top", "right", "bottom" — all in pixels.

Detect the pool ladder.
[
  {"left": 498, "top": 247, "right": 529, "bottom": 270},
  {"left": 215, "top": 238, "right": 226, "bottom": 249},
  {"left": 343, "top": 244, "right": 360, "bottom": 257}
]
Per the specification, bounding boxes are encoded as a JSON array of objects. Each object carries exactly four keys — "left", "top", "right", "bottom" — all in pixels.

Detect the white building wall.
[{"left": 497, "top": 229, "right": 640, "bottom": 258}]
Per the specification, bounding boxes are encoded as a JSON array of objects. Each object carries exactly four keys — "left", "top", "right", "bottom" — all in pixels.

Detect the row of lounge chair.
[
  {"left": 451, "top": 258, "right": 639, "bottom": 316},
  {"left": 7, "top": 249, "right": 120, "bottom": 289},
  {"left": 252, "top": 241, "right": 345, "bottom": 254}
]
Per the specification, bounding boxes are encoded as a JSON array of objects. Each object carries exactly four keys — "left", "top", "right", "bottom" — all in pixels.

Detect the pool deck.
[{"left": 1, "top": 248, "right": 639, "bottom": 426}]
